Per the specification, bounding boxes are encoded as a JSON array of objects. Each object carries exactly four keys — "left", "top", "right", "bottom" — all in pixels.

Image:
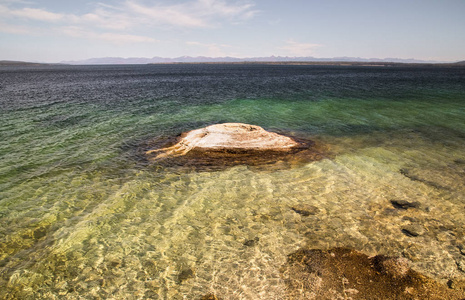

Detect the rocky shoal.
[{"left": 146, "top": 123, "right": 324, "bottom": 167}]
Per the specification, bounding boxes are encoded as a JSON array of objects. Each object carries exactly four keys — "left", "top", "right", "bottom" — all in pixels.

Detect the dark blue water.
[{"left": 1, "top": 64, "right": 465, "bottom": 299}]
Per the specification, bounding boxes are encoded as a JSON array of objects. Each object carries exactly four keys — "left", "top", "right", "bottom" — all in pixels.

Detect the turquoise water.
[{"left": 1, "top": 65, "right": 465, "bottom": 299}]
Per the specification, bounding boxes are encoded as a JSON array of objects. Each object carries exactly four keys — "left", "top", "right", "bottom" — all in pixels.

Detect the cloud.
[
  {"left": 124, "top": 0, "right": 257, "bottom": 28},
  {"left": 125, "top": 1, "right": 208, "bottom": 28},
  {"left": 279, "top": 40, "right": 322, "bottom": 57},
  {"left": 60, "top": 26, "right": 157, "bottom": 44},
  {"left": 0, "top": 4, "right": 64, "bottom": 22},
  {"left": 0, "top": 0, "right": 257, "bottom": 29},
  {"left": 8, "top": 7, "right": 64, "bottom": 21},
  {"left": 0, "top": 0, "right": 256, "bottom": 36},
  {"left": 195, "top": 0, "right": 257, "bottom": 18},
  {"left": 0, "top": 21, "right": 30, "bottom": 34},
  {"left": 0, "top": 0, "right": 257, "bottom": 46},
  {"left": 0, "top": 0, "right": 34, "bottom": 4},
  {"left": 77, "top": 8, "right": 133, "bottom": 30},
  {"left": 99, "top": 32, "right": 157, "bottom": 43},
  {"left": 186, "top": 41, "right": 235, "bottom": 56}
]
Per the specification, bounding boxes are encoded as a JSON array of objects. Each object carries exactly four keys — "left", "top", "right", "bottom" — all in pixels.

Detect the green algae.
[{"left": 1, "top": 65, "right": 465, "bottom": 299}]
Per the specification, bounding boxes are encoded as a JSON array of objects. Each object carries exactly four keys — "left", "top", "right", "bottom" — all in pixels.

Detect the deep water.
[{"left": 1, "top": 64, "right": 465, "bottom": 299}]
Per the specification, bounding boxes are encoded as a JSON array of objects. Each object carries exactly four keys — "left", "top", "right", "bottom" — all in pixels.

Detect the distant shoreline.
[
  {"left": 1, "top": 60, "right": 464, "bottom": 68},
  {"left": 147, "top": 61, "right": 465, "bottom": 67},
  {"left": 0, "top": 60, "right": 62, "bottom": 67}
]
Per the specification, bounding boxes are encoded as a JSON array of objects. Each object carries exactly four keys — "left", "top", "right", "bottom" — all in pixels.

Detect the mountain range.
[{"left": 60, "top": 56, "right": 451, "bottom": 65}]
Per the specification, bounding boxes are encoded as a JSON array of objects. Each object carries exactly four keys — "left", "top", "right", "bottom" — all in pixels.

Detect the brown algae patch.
[{"left": 282, "top": 247, "right": 465, "bottom": 299}]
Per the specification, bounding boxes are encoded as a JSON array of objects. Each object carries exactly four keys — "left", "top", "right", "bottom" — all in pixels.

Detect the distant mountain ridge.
[{"left": 60, "top": 56, "right": 452, "bottom": 65}]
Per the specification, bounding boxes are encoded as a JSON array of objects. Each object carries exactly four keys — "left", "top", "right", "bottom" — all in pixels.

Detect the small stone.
[
  {"left": 402, "top": 216, "right": 418, "bottom": 222},
  {"left": 107, "top": 259, "right": 121, "bottom": 268},
  {"left": 454, "top": 159, "right": 465, "bottom": 165},
  {"left": 244, "top": 237, "right": 259, "bottom": 247},
  {"left": 178, "top": 268, "right": 195, "bottom": 283},
  {"left": 402, "top": 244, "right": 421, "bottom": 261},
  {"left": 390, "top": 200, "right": 420, "bottom": 210},
  {"left": 382, "top": 208, "right": 399, "bottom": 216},
  {"left": 201, "top": 294, "right": 222, "bottom": 300},
  {"left": 291, "top": 204, "right": 320, "bottom": 216},
  {"left": 458, "top": 245, "right": 465, "bottom": 256},
  {"left": 439, "top": 225, "right": 455, "bottom": 232},
  {"left": 401, "top": 224, "right": 424, "bottom": 237},
  {"left": 457, "top": 259, "right": 465, "bottom": 273},
  {"left": 33, "top": 227, "right": 48, "bottom": 240},
  {"left": 448, "top": 278, "right": 465, "bottom": 291}
]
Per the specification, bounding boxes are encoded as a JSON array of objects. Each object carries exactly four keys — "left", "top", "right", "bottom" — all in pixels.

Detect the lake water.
[{"left": 1, "top": 64, "right": 465, "bottom": 299}]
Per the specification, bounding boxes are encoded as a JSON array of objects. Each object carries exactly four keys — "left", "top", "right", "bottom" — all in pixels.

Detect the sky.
[{"left": 1, "top": 0, "right": 464, "bottom": 63}]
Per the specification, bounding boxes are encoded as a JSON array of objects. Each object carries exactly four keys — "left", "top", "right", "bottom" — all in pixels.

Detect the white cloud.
[
  {"left": 0, "top": 0, "right": 257, "bottom": 46},
  {"left": 0, "top": 5, "right": 64, "bottom": 22},
  {"left": 0, "top": 21, "right": 30, "bottom": 34},
  {"left": 194, "top": 0, "right": 256, "bottom": 18},
  {"left": 77, "top": 8, "right": 133, "bottom": 30},
  {"left": 126, "top": 1, "right": 208, "bottom": 28},
  {"left": 186, "top": 41, "right": 235, "bottom": 56},
  {"left": 60, "top": 26, "right": 157, "bottom": 44},
  {"left": 124, "top": 0, "right": 257, "bottom": 28},
  {"left": 0, "top": 0, "right": 34, "bottom": 4},
  {"left": 99, "top": 32, "right": 157, "bottom": 43},
  {"left": 279, "top": 40, "right": 322, "bottom": 57},
  {"left": 10, "top": 7, "right": 64, "bottom": 21}
]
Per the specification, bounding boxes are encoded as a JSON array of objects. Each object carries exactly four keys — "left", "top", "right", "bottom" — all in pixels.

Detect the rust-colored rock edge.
[{"left": 282, "top": 247, "right": 465, "bottom": 300}]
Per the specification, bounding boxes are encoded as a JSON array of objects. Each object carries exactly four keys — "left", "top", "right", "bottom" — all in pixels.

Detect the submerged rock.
[
  {"left": 200, "top": 294, "right": 222, "bottom": 300},
  {"left": 390, "top": 199, "right": 421, "bottom": 210},
  {"left": 282, "top": 247, "right": 465, "bottom": 300},
  {"left": 291, "top": 204, "right": 320, "bottom": 216},
  {"left": 399, "top": 168, "right": 449, "bottom": 190},
  {"left": 454, "top": 159, "right": 465, "bottom": 165},
  {"left": 243, "top": 237, "right": 259, "bottom": 247},
  {"left": 401, "top": 224, "right": 425, "bottom": 237},
  {"left": 458, "top": 245, "right": 465, "bottom": 256},
  {"left": 177, "top": 268, "right": 195, "bottom": 283},
  {"left": 146, "top": 123, "right": 324, "bottom": 168},
  {"left": 448, "top": 278, "right": 465, "bottom": 291},
  {"left": 148, "top": 123, "right": 301, "bottom": 158}
]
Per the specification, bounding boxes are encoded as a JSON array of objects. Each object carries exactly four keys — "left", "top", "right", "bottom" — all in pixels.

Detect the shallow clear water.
[{"left": 1, "top": 64, "right": 465, "bottom": 299}]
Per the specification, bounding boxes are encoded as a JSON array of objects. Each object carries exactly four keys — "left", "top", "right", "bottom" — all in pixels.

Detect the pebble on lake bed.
[
  {"left": 448, "top": 278, "right": 465, "bottom": 291},
  {"left": 390, "top": 199, "right": 421, "bottom": 210},
  {"left": 243, "top": 237, "right": 259, "bottom": 247},
  {"left": 200, "top": 294, "right": 222, "bottom": 300},
  {"left": 291, "top": 204, "right": 320, "bottom": 216},
  {"left": 177, "top": 268, "right": 195, "bottom": 283},
  {"left": 401, "top": 224, "right": 425, "bottom": 237},
  {"left": 459, "top": 245, "right": 465, "bottom": 256}
]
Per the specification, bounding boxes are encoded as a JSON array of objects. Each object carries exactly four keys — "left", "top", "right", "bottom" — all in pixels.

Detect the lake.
[{"left": 1, "top": 64, "right": 465, "bottom": 299}]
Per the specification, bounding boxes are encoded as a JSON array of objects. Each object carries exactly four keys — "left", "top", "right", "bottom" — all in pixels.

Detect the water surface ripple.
[{"left": 1, "top": 65, "right": 465, "bottom": 299}]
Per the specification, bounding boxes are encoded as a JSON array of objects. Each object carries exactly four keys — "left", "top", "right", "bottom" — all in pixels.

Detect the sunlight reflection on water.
[{"left": 1, "top": 65, "right": 464, "bottom": 299}]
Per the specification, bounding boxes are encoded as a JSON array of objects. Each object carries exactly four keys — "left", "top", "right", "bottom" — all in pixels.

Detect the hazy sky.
[{"left": 1, "top": 0, "right": 464, "bottom": 62}]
